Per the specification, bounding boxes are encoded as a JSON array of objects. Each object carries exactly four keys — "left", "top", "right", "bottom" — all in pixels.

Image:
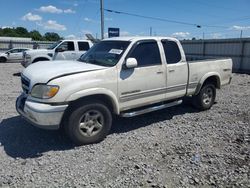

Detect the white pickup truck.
[
  {"left": 21, "top": 39, "right": 93, "bottom": 67},
  {"left": 16, "top": 37, "right": 232, "bottom": 145}
]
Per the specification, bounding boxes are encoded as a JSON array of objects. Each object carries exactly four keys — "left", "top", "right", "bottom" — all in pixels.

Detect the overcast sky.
[{"left": 0, "top": 0, "right": 250, "bottom": 39}]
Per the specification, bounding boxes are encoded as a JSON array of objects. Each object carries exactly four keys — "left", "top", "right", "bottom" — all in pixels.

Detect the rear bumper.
[{"left": 16, "top": 94, "right": 68, "bottom": 130}]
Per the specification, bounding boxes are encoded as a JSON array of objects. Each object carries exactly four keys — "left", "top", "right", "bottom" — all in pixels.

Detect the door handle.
[
  {"left": 169, "top": 69, "right": 175, "bottom": 72},
  {"left": 156, "top": 71, "right": 163, "bottom": 74}
]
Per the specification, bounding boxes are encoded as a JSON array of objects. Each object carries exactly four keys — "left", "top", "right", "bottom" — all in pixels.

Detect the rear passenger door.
[
  {"left": 118, "top": 40, "right": 167, "bottom": 110},
  {"left": 161, "top": 40, "right": 188, "bottom": 99}
]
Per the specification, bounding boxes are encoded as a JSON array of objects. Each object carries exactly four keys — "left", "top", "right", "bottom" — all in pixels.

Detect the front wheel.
[
  {"left": 192, "top": 84, "right": 216, "bottom": 110},
  {"left": 65, "top": 101, "right": 112, "bottom": 145},
  {"left": 0, "top": 57, "right": 7, "bottom": 63}
]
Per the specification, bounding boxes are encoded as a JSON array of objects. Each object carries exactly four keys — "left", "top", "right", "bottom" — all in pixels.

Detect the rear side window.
[
  {"left": 78, "top": 42, "right": 90, "bottom": 51},
  {"left": 18, "top": 49, "right": 26, "bottom": 53},
  {"left": 128, "top": 41, "right": 161, "bottom": 67},
  {"left": 162, "top": 40, "right": 181, "bottom": 64}
]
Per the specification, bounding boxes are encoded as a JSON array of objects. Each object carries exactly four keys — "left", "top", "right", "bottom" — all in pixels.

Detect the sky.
[{"left": 0, "top": 0, "right": 250, "bottom": 40}]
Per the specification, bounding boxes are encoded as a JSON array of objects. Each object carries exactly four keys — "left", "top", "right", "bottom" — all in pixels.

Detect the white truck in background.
[
  {"left": 16, "top": 36, "right": 232, "bottom": 145},
  {"left": 21, "top": 39, "right": 93, "bottom": 67}
]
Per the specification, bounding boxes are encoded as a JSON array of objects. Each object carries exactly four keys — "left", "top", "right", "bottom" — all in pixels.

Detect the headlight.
[{"left": 31, "top": 84, "right": 59, "bottom": 99}]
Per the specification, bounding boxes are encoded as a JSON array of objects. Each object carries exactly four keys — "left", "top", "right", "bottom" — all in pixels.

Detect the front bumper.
[{"left": 16, "top": 94, "right": 68, "bottom": 130}]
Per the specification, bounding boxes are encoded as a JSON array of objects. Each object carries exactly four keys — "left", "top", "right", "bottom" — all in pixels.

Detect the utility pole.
[
  {"left": 100, "top": 0, "right": 104, "bottom": 39},
  {"left": 203, "top": 32, "right": 205, "bottom": 40},
  {"left": 240, "top": 30, "right": 243, "bottom": 38},
  {"left": 150, "top": 27, "right": 152, "bottom": 36}
]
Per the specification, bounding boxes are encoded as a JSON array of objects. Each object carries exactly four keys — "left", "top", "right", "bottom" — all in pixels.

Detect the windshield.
[
  {"left": 47, "top": 41, "right": 62, "bottom": 50},
  {"left": 78, "top": 41, "right": 130, "bottom": 67}
]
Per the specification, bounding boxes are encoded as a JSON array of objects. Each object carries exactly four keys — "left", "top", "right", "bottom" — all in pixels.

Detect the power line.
[{"left": 104, "top": 8, "right": 228, "bottom": 29}]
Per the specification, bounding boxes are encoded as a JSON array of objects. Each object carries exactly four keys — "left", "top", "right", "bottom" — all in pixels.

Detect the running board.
[{"left": 121, "top": 100, "right": 182, "bottom": 118}]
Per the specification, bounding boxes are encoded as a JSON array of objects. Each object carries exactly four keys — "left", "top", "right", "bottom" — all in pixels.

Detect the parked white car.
[
  {"left": 16, "top": 36, "right": 232, "bottom": 145},
  {"left": 21, "top": 40, "right": 93, "bottom": 67},
  {"left": 0, "top": 48, "right": 30, "bottom": 63}
]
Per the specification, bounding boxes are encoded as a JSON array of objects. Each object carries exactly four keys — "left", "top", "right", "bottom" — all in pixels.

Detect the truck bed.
[
  {"left": 187, "top": 57, "right": 233, "bottom": 95},
  {"left": 186, "top": 56, "right": 226, "bottom": 62}
]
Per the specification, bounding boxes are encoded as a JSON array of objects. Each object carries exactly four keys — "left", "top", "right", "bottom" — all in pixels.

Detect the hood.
[{"left": 22, "top": 60, "right": 106, "bottom": 85}]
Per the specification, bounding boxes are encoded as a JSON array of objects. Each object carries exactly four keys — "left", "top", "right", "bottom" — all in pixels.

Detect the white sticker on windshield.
[{"left": 109, "top": 49, "right": 123, "bottom": 55}]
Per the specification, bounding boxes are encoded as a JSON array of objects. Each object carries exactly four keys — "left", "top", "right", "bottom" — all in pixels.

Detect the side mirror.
[
  {"left": 55, "top": 47, "right": 65, "bottom": 53},
  {"left": 125, "top": 58, "right": 137, "bottom": 69}
]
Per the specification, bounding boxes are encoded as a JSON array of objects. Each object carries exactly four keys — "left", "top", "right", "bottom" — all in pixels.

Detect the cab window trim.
[{"left": 161, "top": 39, "right": 182, "bottom": 64}]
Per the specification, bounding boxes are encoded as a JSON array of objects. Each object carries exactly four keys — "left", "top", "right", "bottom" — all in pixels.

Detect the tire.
[
  {"left": 192, "top": 83, "right": 216, "bottom": 110},
  {"left": 64, "top": 101, "right": 112, "bottom": 145},
  {"left": 0, "top": 57, "right": 7, "bottom": 63}
]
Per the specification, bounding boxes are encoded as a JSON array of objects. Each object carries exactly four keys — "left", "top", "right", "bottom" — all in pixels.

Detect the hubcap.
[
  {"left": 78, "top": 110, "right": 104, "bottom": 137},
  {"left": 202, "top": 87, "right": 213, "bottom": 105}
]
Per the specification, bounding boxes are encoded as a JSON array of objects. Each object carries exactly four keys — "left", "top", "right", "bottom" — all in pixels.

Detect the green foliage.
[
  {"left": 44, "top": 32, "right": 62, "bottom": 41},
  {"left": 0, "top": 27, "right": 63, "bottom": 41},
  {"left": 29, "top": 30, "right": 43, "bottom": 41},
  {"left": 15, "top": 27, "right": 29, "bottom": 37}
]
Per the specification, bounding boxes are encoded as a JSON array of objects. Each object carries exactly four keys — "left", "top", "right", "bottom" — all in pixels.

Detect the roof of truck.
[{"left": 103, "top": 36, "right": 179, "bottom": 42}]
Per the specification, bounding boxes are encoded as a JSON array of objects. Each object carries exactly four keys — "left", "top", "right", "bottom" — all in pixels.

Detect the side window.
[
  {"left": 128, "top": 41, "right": 161, "bottom": 67},
  {"left": 10, "top": 49, "right": 19, "bottom": 53},
  {"left": 162, "top": 40, "right": 181, "bottom": 64},
  {"left": 78, "top": 42, "right": 90, "bottom": 51},
  {"left": 18, "top": 49, "right": 25, "bottom": 53},
  {"left": 58, "top": 41, "right": 75, "bottom": 51}
]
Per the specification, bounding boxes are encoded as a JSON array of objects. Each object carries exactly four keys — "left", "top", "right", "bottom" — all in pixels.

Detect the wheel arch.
[
  {"left": 194, "top": 73, "right": 221, "bottom": 95},
  {"left": 65, "top": 89, "right": 120, "bottom": 115},
  {"left": 0, "top": 56, "right": 7, "bottom": 62},
  {"left": 32, "top": 56, "right": 50, "bottom": 63}
]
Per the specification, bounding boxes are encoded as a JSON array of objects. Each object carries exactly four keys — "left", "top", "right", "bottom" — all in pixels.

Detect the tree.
[
  {"left": 44, "top": 32, "right": 62, "bottom": 41},
  {"left": 0, "top": 27, "right": 63, "bottom": 41},
  {"left": 1, "top": 28, "right": 17, "bottom": 37},
  {"left": 15, "top": 27, "right": 29, "bottom": 37},
  {"left": 30, "top": 30, "right": 43, "bottom": 41}
]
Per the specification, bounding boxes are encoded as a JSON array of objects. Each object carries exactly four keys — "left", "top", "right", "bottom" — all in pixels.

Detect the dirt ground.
[{"left": 0, "top": 63, "right": 249, "bottom": 187}]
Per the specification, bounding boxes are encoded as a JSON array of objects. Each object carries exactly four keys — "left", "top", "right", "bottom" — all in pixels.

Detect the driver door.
[
  {"left": 8, "top": 49, "right": 20, "bottom": 61},
  {"left": 54, "top": 41, "right": 76, "bottom": 60},
  {"left": 118, "top": 40, "right": 167, "bottom": 111}
]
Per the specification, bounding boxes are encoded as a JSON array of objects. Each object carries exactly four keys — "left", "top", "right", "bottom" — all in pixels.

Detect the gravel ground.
[{"left": 0, "top": 63, "right": 249, "bottom": 188}]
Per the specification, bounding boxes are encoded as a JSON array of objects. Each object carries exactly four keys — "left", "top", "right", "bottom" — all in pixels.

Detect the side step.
[{"left": 121, "top": 100, "right": 182, "bottom": 118}]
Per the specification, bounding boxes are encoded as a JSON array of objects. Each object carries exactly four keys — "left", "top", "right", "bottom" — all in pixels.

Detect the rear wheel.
[
  {"left": 0, "top": 57, "right": 7, "bottom": 63},
  {"left": 64, "top": 101, "right": 112, "bottom": 145},
  {"left": 192, "top": 83, "right": 216, "bottom": 110}
]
